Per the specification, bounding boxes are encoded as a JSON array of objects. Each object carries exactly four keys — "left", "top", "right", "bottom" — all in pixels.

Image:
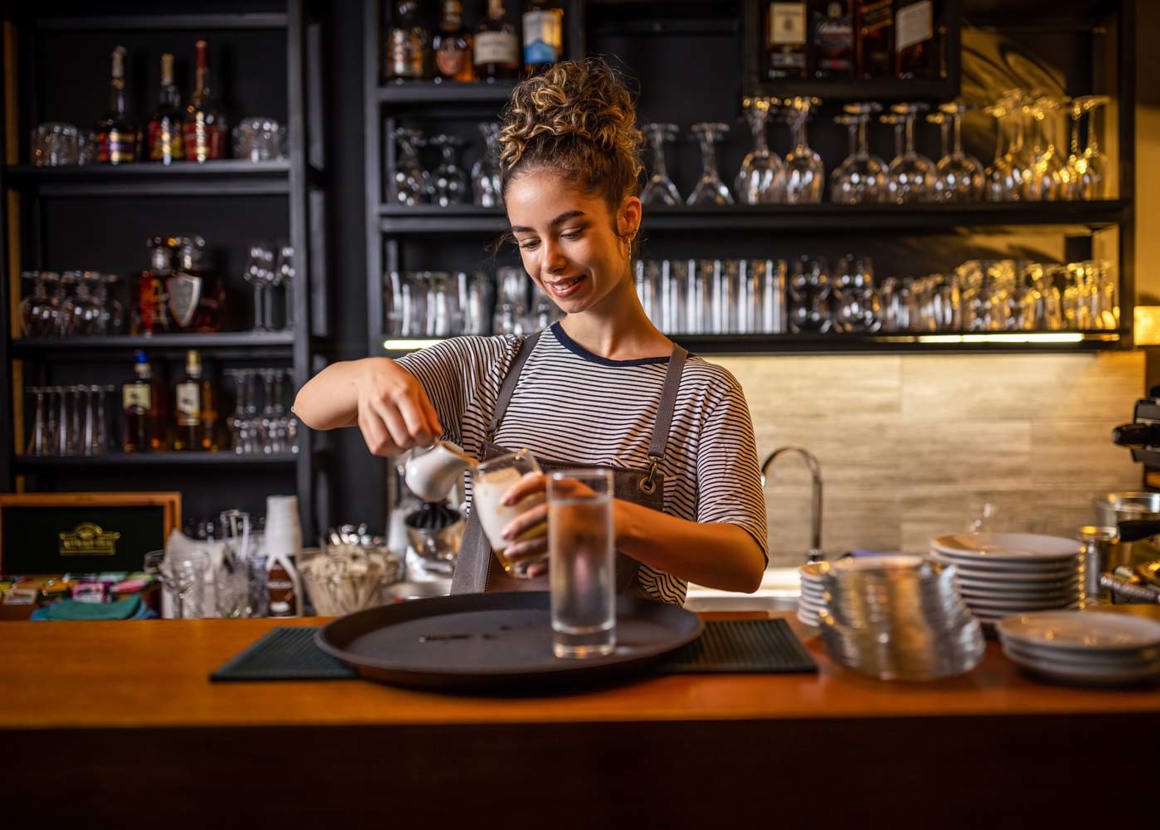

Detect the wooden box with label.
[{"left": 0, "top": 493, "right": 181, "bottom": 576}]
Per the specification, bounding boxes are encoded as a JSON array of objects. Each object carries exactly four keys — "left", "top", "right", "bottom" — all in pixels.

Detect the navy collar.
[{"left": 549, "top": 322, "right": 672, "bottom": 367}]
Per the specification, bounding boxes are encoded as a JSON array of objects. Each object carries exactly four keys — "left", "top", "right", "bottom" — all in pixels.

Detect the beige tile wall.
[{"left": 711, "top": 352, "right": 1146, "bottom": 567}]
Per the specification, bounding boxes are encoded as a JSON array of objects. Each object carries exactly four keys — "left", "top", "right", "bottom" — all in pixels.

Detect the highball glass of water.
[{"left": 548, "top": 468, "right": 616, "bottom": 659}]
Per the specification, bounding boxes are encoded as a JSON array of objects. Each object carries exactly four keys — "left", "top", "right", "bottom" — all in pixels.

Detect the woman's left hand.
[{"left": 499, "top": 472, "right": 551, "bottom": 577}]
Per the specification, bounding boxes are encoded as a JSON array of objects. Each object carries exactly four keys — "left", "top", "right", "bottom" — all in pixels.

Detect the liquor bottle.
[
  {"left": 523, "top": 0, "right": 564, "bottom": 76},
  {"left": 173, "top": 350, "right": 217, "bottom": 451},
  {"left": 767, "top": 2, "right": 808, "bottom": 80},
  {"left": 167, "top": 235, "right": 223, "bottom": 332},
  {"left": 432, "top": 0, "right": 474, "bottom": 83},
  {"left": 136, "top": 236, "right": 174, "bottom": 335},
  {"left": 810, "top": 0, "right": 853, "bottom": 79},
  {"left": 97, "top": 46, "right": 139, "bottom": 165},
  {"left": 474, "top": 0, "right": 519, "bottom": 82},
  {"left": 147, "top": 53, "right": 184, "bottom": 163},
  {"left": 854, "top": 0, "right": 894, "bottom": 79},
  {"left": 183, "top": 40, "right": 227, "bottom": 162},
  {"left": 894, "top": 0, "right": 936, "bottom": 78},
  {"left": 384, "top": 0, "right": 429, "bottom": 82},
  {"left": 122, "top": 350, "right": 166, "bottom": 452}
]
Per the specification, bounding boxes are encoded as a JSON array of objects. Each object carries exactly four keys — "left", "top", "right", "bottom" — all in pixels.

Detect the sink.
[{"left": 683, "top": 567, "right": 801, "bottom": 613}]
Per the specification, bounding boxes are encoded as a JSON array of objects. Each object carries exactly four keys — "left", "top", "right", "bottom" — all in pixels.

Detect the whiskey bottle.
[
  {"left": 523, "top": 0, "right": 564, "bottom": 76},
  {"left": 136, "top": 236, "right": 174, "bottom": 335},
  {"left": 183, "top": 40, "right": 227, "bottom": 162},
  {"left": 167, "top": 235, "right": 223, "bottom": 332},
  {"left": 432, "top": 0, "right": 474, "bottom": 83},
  {"left": 385, "top": 0, "right": 429, "bottom": 82},
  {"left": 894, "top": 0, "right": 937, "bottom": 78},
  {"left": 147, "top": 53, "right": 184, "bottom": 163},
  {"left": 767, "top": 2, "right": 808, "bottom": 80},
  {"left": 173, "top": 350, "right": 217, "bottom": 451},
  {"left": 122, "top": 350, "right": 166, "bottom": 452},
  {"left": 97, "top": 46, "right": 139, "bottom": 165},
  {"left": 474, "top": 0, "right": 519, "bottom": 82},
  {"left": 810, "top": 0, "right": 853, "bottom": 79},
  {"left": 854, "top": 0, "right": 894, "bottom": 79}
]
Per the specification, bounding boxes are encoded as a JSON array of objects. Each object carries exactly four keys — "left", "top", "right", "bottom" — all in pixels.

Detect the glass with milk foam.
[{"left": 471, "top": 448, "right": 546, "bottom": 577}]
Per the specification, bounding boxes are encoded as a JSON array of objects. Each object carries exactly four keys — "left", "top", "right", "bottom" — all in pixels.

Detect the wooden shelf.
[{"left": 376, "top": 82, "right": 517, "bottom": 105}]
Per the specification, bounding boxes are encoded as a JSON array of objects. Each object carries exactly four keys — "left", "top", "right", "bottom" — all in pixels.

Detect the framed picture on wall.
[{"left": 0, "top": 492, "right": 181, "bottom": 575}]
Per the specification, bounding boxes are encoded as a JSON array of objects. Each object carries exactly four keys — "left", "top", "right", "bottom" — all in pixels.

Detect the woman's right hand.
[{"left": 352, "top": 357, "right": 443, "bottom": 456}]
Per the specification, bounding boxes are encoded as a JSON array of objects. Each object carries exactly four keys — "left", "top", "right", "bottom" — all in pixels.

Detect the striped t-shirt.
[{"left": 396, "top": 322, "right": 768, "bottom": 604}]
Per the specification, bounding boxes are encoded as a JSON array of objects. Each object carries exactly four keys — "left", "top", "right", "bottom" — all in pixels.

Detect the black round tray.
[{"left": 315, "top": 591, "right": 703, "bottom": 692}]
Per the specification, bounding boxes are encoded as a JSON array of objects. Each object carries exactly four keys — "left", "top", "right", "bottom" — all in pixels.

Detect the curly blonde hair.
[{"left": 498, "top": 57, "right": 643, "bottom": 215}]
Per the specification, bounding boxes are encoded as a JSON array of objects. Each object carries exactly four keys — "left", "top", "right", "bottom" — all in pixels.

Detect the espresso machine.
[{"left": 1104, "top": 388, "right": 1160, "bottom": 600}]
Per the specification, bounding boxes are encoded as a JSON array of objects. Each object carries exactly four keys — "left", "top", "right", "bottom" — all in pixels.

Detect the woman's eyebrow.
[{"left": 510, "top": 210, "right": 587, "bottom": 234}]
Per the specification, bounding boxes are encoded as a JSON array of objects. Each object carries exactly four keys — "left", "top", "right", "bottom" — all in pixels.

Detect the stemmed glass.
[
  {"left": 62, "top": 271, "right": 105, "bottom": 336},
  {"left": 429, "top": 134, "right": 469, "bottom": 206},
  {"left": 1068, "top": 95, "right": 1110, "bottom": 199},
  {"left": 930, "top": 102, "right": 985, "bottom": 202},
  {"left": 640, "top": 122, "right": 683, "bottom": 206},
  {"left": 95, "top": 273, "right": 124, "bottom": 335},
  {"left": 244, "top": 241, "right": 275, "bottom": 332},
  {"left": 884, "top": 103, "right": 935, "bottom": 204},
  {"left": 687, "top": 122, "right": 734, "bottom": 206},
  {"left": 472, "top": 122, "right": 503, "bottom": 207},
  {"left": 393, "top": 128, "right": 427, "bottom": 205},
  {"left": 1023, "top": 95, "right": 1068, "bottom": 200},
  {"left": 19, "top": 271, "right": 58, "bottom": 338},
  {"left": 787, "top": 256, "right": 832, "bottom": 333},
  {"left": 832, "top": 255, "right": 879, "bottom": 333},
  {"left": 275, "top": 242, "right": 295, "bottom": 331},
  {"left": 782, "top": 97, "right": 825, "bottom": 204},
  {"left": 830, "top": 102, "right": 886, "bottom": 205},
  {"left": 734, "top": 98, "right": 784, "bottom": 204},
  {"left": 260, "top": 369, "right": 288, "bottom": 454},
  {"left": 984, "top": 102, "right": 1020, "bottom": 201}
]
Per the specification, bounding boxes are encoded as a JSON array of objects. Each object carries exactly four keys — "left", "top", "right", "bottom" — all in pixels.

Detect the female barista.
[{"left": 294, "top": 58, "right": 768, "bottom": 603}]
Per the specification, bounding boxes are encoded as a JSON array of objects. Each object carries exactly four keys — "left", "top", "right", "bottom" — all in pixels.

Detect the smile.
[{"left": 545, "top": 274, "right": 587, "bottom": 298}]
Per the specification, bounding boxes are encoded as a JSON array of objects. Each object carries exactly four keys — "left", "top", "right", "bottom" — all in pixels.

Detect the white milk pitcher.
[{"left": 403, "top": 440, "right": 478, "bottom": 503}]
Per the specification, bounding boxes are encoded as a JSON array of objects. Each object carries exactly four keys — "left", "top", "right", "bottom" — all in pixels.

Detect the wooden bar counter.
[{"left": 3, "top": 611, "right": 1158, "bottom": 828}]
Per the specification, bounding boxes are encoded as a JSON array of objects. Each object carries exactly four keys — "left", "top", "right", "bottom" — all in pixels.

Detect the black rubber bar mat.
[{"left": 210, "top": 618, "right": 816, "bottom": 682}]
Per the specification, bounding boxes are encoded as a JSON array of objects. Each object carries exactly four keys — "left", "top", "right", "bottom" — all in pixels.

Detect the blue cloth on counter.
[{"left": 31, "top": 595, "right": 154, "bottom": 621}]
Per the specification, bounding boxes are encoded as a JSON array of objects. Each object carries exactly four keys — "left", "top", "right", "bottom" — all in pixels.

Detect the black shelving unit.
[
  {"left": 364, "top": 0, "right": 1134, "bottom": 358},
  {"left": 0, "top": 1, "right": 331, "bottom": 534}
]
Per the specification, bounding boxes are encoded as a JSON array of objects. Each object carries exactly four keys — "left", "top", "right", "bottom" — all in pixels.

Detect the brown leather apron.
[{"left": 449, "top": 331, "right": 689, "bottom": 596}]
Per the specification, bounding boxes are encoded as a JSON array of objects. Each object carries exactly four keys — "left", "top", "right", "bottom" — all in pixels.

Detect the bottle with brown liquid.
[
  {"left": 147, "top": 53, "right": 184, "bottom": 163},
  {"left": 767, "top": 2, "right": 809, "bottom": 80},
  {"left": 97, "top": 46, "right": 139, "bottom": 164},
  {"left": 474, "top": 0, "right": 519, "bottom": 82},
  {"left": 183, "top": 40, "right": 227, "bottom": 161},
  {"left": 122, "top": 350, "right": 167, "bottom": 452},
  {"left": 172, "top": 350, "right": 218, "bottom": 452},
  {"left": 523, "top": 0, "right": 564, "bottom": 76},
  {"left": 894, "top": 0, "right": 937, "bottom": 78},
  {"left": 433, "top": 0, "right": 474, "bottom": 83},
  {"left": 854, "top": 0, "right": 894, "bottom": 79},
  {"left": 385, "top": 0, "right": 430, "bottom": 82},
  {"left": 810, "top": 0, "right": 853, "bottom": 79}
]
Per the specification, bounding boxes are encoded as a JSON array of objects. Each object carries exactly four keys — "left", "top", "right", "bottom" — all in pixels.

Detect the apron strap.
[
  {"left": 487, "top": 331, "right": 541, "bottom": 441},
  {"left": 640, "top": 344, "right": 688, "bottom": 495}
]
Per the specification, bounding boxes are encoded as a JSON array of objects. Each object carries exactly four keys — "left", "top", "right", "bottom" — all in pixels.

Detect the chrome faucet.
[{"left": 760, "top": 446, "right": 824, "bottom": 564}]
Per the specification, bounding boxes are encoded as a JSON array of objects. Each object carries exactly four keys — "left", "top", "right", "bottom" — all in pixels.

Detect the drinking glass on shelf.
[
  {"left": 76, "top": 129, "right": 98, "bottom": 165},
  {"left": 884, "top": 103, "right": 935, "bottom": 204},
  {"left": 232, "top": 117, "right": 285, "bottom": 162},
  {"left": 29, "top": 387, "right": 50, "bottom": 456},
  {"left": 931, "top": 102, "right": 985, "bottom": 203},
  {"left": 1068, "top": 95, "right": 1110, "bottom": 200},
  {"left": 472, "top": 122, "right": 503, "bottom": 208},
  {"left": 31, "top": 122, "right": 78, "bottom": 167},
  {"left": 833, "top": 255, "right": 879, "bottom": 333},
  {"left": 20, "top": 271, "right": 59, "bottom": 338},
  {"left": 56, "top": 272, "right": 79, "bottom": 337},
  {"left": 275, "top": 242, "right": 295, "bottom": 332},
  {"left": 457, "top": 271, "right": 493, "bottom": 335},
  {"left": 244, "top": 241, "right": 276, "bottom": 332},
  {"left": 526, "top": 282, "right": 560, "bottom": 332},
  {"left": 493, "top": 266, "right": 529, "bottom": 336},
  {"left": 1023, "top": 95, "right": 1068, "bottom": 201},
  {"left": 259, "top": 369, "right": 290, "bottom": 454},
  {"left": 429, "top": 134, "right": 469, "bottom": 207},
  {"left": 984, "top": 102, "right": 1020, "bottom": 202},
  {"left": 641, "top": 122, "right": 683, "bottom": 206},
  {"left": 393, "top": 128, "right": 428, "bottom": 206},
  {"left": 424, "top": 271, "right": 456, "bottom": 336},
  {"left": 657, "top": 259, "right": 687, "bottom": 335},
  {"left": 734, "top": 98, "right": 785, "bottom": 204},
  {"left": 782, "top": 97, "right": 825, "bottom": 204},
  {"left": 687, "top": 122, "right": 734, "bottom": 206},
  {"left": 787, "top": 256, "right": 832, "bottom": 334},
  {"left": 62, "top": 271, "right": 105, "bottom": 336},
  {"left": 830, "top": 103, "right": 886, "bottom": 205}
]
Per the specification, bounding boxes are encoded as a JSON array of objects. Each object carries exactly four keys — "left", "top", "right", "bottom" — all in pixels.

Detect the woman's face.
[{"left": 506, "top": 169, "right": 639, "bottom": 316}]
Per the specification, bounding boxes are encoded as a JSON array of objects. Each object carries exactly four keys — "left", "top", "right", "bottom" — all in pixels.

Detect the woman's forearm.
[
  {"left": 614, "top": 500, "right": 766, "bottom": 593},
  {"left": 292, "top": 359, "right": 369, "bottom": 430}
]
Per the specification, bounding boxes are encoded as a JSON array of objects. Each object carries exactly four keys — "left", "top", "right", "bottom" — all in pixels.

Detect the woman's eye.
[
  {"left": 561, "top": 230, "right": 583, "bottom": 240},
  {"left": 519, "top": 240, "right": 540, "bottom": 250}
]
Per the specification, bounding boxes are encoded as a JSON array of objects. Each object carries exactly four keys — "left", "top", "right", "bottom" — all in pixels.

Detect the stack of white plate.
[
  {"left": 928, "top": 533, "right": 1082, "bottom": 625},
  {"left": 997, "top": 610, "right": 1160, "bottom": 686},
  {"left": 798, "top": 561, "right": 829, "bottom": 627}
]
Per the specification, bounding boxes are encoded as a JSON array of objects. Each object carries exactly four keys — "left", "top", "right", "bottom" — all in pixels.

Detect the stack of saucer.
[
  {"left": 928, "top": 533, "right": 1081, "bottom": 625},
  {"left": 997, "top": 610, "right": 1160, "bottom": 686},
  {"left": 797, "top": 561, "right": 829, "bottom": 627},
  {"left": 818, "top": 556, "right": 984, "bottom": 681}
]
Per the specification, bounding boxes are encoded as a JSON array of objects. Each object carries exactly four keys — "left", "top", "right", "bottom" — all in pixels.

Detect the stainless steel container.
[{"left": 1093, "top": 492, "right": 1160, "bottom": 570}]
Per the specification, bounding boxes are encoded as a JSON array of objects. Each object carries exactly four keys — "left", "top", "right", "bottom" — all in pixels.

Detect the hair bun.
[{"left": 499, "top": 58, "right": 642, "bottom": 197}]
